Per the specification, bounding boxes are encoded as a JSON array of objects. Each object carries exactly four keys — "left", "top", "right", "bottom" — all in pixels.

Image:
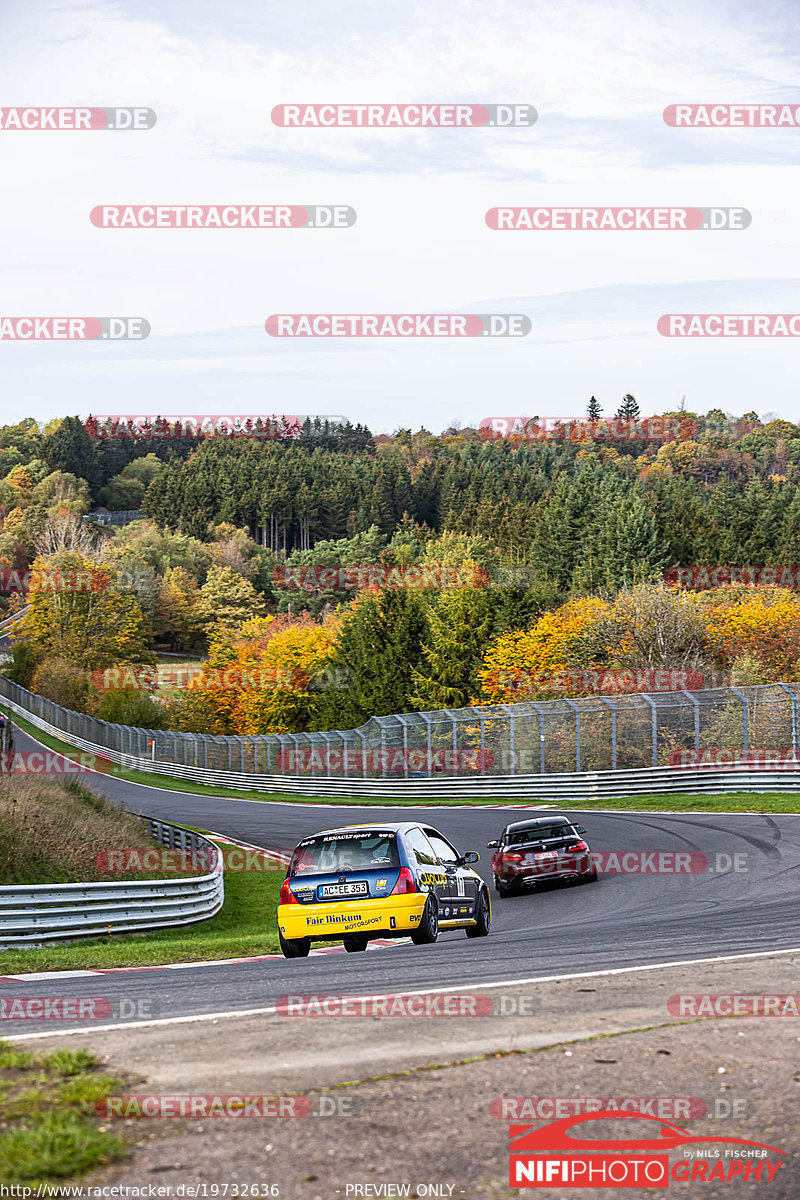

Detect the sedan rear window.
[
  {"left": 291, "top": 832, "right": 400, "bottom": 875},
  {"left": 507, "top": 824, "right": 573, "bottom": 845}
]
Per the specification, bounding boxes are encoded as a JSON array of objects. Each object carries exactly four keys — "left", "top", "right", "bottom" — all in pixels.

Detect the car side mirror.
[
  {"left": 486, "top": 840, "right": 500, "bottom": 849},
  {"left": 460, "top": 851, "right": 480, "bottom": 865}
]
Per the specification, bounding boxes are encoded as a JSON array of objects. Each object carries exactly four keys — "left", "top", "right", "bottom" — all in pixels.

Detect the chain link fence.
[{"left": 1, "top": 676, "right": 798, "bottom": 782}]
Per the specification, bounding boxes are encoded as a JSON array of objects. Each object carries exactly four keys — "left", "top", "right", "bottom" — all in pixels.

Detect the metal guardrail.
[
  {"left": 0, "top": 819, "right": 224, "bottom": 948},
  {"left": 1, "top": 676, "right": 800, "bottom": 799},
  {"left": 0, "top": 607, "right": 30, "bottom": 652}
]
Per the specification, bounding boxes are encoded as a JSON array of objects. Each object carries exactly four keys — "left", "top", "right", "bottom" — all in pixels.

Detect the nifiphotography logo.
[{"left": 508, "top": 1111, "right": 785, "bottom": 1188}]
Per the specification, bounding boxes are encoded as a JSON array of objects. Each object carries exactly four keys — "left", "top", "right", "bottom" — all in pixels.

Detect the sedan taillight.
[
  {"left": 279, "top": 878, "right": 298, "bottom": 904},
  {"left": 503, "top": 851, "right": 525, "bottom": 863},
  {"left": 565, "top": 841, "right": 588, "bottom": 852},
  {"left": 391, "top": 867, "right": 417, "bottom": 895}
]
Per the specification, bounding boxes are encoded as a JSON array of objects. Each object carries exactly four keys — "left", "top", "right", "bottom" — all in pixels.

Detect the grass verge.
[
  {"left": 0, "top": 777, "right": 197, "bottom": 885},
  {"left": 0, "top": 1039, "right": 128, "bottom": 1184},
  {"left": 0, "top": 860, "right": 283, "bottom": 975},
  {"left": 2, "top": 702, "right": 799, "bottom": 813}
]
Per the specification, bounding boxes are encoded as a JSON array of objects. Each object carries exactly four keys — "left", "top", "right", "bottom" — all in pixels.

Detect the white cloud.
[{"left": 1, "top": 0, "right": 799, "bottom": 428}]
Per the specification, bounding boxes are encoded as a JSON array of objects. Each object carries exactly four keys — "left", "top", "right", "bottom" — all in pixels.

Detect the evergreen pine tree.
[
  {"left": 410, "top": 584, "right": 499, "bottom": 709},
  {"left": 615, "top": 394, "right": 641, "bottom": 421},
  {"left": 320, "top": 589, "right": 428, "bottom": 725},
  {"left": 614, "top": 495, "right": 667, "bottom": 586}
]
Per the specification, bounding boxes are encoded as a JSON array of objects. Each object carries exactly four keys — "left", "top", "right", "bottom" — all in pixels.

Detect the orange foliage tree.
[
  {"left": 189, "top": 613, "right": 339, "bottom": 734},
  {"left": 476, "top": 597, "right": 611, "bottom": 702},
  {"left": 701, "top": 588, "right": 800, "bottom": 679}
]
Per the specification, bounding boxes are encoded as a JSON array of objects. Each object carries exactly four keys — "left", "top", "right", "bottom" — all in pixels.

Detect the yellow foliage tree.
[
  {"left": 701, "top": 588, "right": 800, "bottom": 678},
  {"left": 477, "top": 597, "right": 611, "bottom": 702},
  {"left": 17, "top": 552, "right": 153, "bottom": 671},
  {"left": 190, "top": 614, "right": 339, "bottom": 734}
]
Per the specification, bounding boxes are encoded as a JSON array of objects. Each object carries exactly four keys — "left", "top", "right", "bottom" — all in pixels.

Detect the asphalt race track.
[{"left": 3, "top": 725, "right": 800, "bottom": 1035}]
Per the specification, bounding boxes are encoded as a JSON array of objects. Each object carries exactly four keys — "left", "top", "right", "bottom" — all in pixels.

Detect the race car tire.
[
  {"left": 411, "top": 893, "right": 439, "bottom": 945},
  {"left": 466, "top": 887, "right": 491, "bottom": 938},
  {"left": 583, "top": 867, "right": 599, "bottom": 883},
  {"left": 343, "top": 934, "right": 369, "bottom": 952},
  {"left": 279, "top": 932, "right": 310, "bottom": 958},
  {"left": 493, "top": 874, "right": 516, "bottom": 898}
]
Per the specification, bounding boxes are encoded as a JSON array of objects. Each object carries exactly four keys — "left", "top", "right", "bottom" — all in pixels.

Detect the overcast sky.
[{"left": 1, "top": 0, "right": 799, "bottom": 433}]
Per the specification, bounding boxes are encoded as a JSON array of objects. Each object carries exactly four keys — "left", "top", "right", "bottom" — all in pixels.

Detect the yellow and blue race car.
[{"left": 277, "top": 821, "right": 491, "bottom": 957}]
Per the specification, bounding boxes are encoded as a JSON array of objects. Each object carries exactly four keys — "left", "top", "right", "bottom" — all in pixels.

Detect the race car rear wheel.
[
  {"left": 343, "top": 934, "right": 369, "bottom": 952},
  {"left": 466, "top": 887, "right": 491, "bottom": 938},
  {"left": 279, "top": 932, "right": 310, "bottom": 958},
  {"left": 411, "top": 893, "right": 439, "bottom": 945},
  {"left": 493, "top": 873, "right": 515, "bottom": 898}
]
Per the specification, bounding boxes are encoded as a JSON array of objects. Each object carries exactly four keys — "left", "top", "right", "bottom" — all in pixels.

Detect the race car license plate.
[
  {"left": 531, "top": 850, "right": 558, "bottom": 861},
  {"left": 318, "top": 881, "right": 369, "bottom": 899}
]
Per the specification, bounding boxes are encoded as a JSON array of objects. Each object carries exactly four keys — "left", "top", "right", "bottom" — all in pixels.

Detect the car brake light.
[
  {"left": 279, "top": 878, "right": 298, "bottom": 904},
  {"left": 566, "top": 841, "right": 588, "bottom": 852},
  {"left": 391, "top": 867, "right": 417, "bottom": 895},
  {"left": 503, "top": 851, "right": 525, "bottom": 863}
]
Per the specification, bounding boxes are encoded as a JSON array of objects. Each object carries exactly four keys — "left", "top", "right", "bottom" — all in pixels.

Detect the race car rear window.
[
  {"left": 507, "top": 824, "right": 572, "bottom": 845},
  {"left": 290, "top": 832, "right": 400, "bottom": 875}
]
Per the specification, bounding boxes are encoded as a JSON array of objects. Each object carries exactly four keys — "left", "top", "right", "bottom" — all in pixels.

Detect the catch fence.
[{"left": 1, "top": 678, "right": 799, "bottom": 795}]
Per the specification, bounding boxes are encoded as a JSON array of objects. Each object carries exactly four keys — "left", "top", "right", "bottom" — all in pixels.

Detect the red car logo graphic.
[{"left": 510, "top": 1110, "right": 784, "bottom": 1154}]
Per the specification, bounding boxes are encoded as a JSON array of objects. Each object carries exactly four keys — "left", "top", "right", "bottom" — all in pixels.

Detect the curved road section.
[{"left": 2, "top": 724, "right": 800, "bottom": 1034}]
